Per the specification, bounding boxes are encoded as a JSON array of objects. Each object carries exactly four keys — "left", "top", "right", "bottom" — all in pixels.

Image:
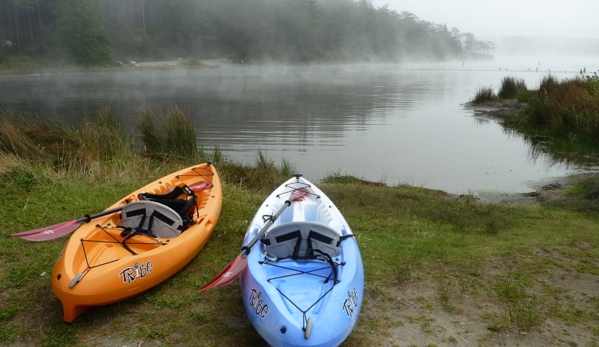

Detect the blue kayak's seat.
[
  {"left": 261, "top": 222, "right": 340, "bottom": 259},
  {"left": 118, "top": 200, "right": 184, "bottom": 239}
]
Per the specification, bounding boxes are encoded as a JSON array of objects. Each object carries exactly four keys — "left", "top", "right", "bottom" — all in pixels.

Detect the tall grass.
[
  {"left": 470, "top": 86, "right": 498, "bottom": 104},
  {"left": 80, "top": 107, "right": 134, "bottom": 162},
  {"left": 0, "top": 108, "right": 134, "bottom": 174},
  {"left": 498, "top": 76, "right": 527, "bottom": 99},
  {"left": 526, "top": 75, "right": 599, "bottom": 142},
  {"left": 0, "top": 108, "right": 296, "bottom": 191},
  {"left": 497, "top": 74, "right": 599, "bottom": 160},
  {"left": 136, "top": 106, "right": 201, "bottom": 162},
  {"left": 218, "top": 150, "right": 296, "bottom": 192},
  {"left": 0, "top": 111, "right": 49, "bottom": 160}
]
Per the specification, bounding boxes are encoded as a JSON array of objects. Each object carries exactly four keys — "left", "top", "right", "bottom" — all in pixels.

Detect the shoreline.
[{"left": 463, "top": 99, "right": 585, "bottom": 205}]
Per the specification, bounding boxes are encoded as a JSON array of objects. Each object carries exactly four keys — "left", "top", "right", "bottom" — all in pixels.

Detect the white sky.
[{"left": 370, "top": 0, "right": 599, "bottom": 39}]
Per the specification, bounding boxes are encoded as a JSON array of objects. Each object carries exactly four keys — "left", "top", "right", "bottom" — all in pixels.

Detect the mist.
[
  {"left": 1, "top": 0, "right": 496, "bottom": 68},
  {"left": 490, "top": 36, "right": 599, "bottom": 57}
]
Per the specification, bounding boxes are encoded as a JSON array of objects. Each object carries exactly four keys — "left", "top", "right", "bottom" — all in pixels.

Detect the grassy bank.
[
  {"left": 2, "top": 110, "right": 599, "bottom": 346},
  {"left": 471, "top": 73, "right": 599, "bottom": 159}
]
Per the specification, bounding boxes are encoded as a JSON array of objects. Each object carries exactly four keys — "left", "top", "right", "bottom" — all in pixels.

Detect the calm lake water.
[{"left": 1, "top": 56, "right": 597, "bottom": 194}]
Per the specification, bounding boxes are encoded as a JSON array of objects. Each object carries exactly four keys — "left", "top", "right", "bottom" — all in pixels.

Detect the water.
[{"left": 1, "top": 56, "right": 597, "bottom": 194}]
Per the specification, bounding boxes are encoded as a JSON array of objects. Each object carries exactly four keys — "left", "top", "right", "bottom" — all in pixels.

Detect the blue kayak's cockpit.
[{"left": 261, "top": 221, "right": 341, "bottom": 259}]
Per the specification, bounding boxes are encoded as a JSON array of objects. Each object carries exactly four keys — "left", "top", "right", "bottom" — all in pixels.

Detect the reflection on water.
[{"left": 0, "top": 58, "right": 597, "bottom": 194}]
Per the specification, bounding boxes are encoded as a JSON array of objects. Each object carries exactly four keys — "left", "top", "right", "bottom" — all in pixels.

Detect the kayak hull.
[
  {"left": 240, "top": 176, "right": 364, "bottom": 347},
  {"left": 52, "top": 163, "right": 222, "bottom": 322}
]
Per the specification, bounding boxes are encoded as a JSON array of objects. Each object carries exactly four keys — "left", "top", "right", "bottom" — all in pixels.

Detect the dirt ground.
[
  {"left": 474, "top": 174, "right": 579, "bottom": 206},
  {"left": 360, "top": 263, "right": 599, "bottom": 347}
]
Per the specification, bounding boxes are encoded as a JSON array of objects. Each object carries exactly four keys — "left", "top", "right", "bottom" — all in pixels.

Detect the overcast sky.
[{"left": 370, "top": 0, "right": 599, "bottom": 39}]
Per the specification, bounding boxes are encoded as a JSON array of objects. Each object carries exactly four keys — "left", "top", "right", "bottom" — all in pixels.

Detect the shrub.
[
  {"left": 52, "top": 0, "right": 114, "bottom": 66},
  {"left": 0, "top": 50, "right": 10, "bottom": 64}
]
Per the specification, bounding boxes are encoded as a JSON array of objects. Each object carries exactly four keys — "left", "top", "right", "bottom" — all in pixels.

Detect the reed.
[
  {"left": 470, "top": 86, "right": 498, "bottom": 104},
  {"left": 218, "top": 150, "right": 296, "bottom": 192},
  {"left": 0, "top": 108, "right": 134, "bottom": 174},
  {"left": 528, "top": 75, "right": 599, "bottom": 140},
  {"left": 136, "top": 106, "right": 202, "bottom": 162},
  {"left": 499, "top": 74, "right": 599, "bottom": 161},
  {"left": 0, "top": 109, "right": 296, "bottom": 193},
  {"left": 0, "top": 111, "right": 47, "bottom": 160},
  {"left": 79, "top": 107, "right": 134, "bottom": 162},
  {"left": 498, "top": 76, "right": 527, "bottom": 99}
]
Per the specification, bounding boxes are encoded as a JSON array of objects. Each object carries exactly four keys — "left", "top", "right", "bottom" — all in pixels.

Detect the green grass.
[
  {"left": 501, "top": 74, "right": 599, "bottom": 156},
  {"left": 470, "top": 86, "right": 498, "bottom": 104},
  {"left": 498, "top": 76, "right": 527, "bottom": 99},
  {"left": 137, "top": 106, "right": 202, "bottom": 161},
  {"left": 2, "top": 161, "right": 599, "bottom": 346},
  {"left": 2, "top": 110, "right": 599, "bottom": 346}
]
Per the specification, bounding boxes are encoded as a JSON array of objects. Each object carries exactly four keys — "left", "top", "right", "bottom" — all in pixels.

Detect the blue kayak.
[{"left": 240, "top": 174, "right": 364, "bottom": 347}]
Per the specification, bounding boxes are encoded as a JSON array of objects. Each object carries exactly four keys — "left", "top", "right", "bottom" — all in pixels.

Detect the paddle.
[
  {"left": 11, "top": 180, "right": 212, "bottom": 242},
  {"left": 200, "top": 187, "right": 308, "bottom": 292}
]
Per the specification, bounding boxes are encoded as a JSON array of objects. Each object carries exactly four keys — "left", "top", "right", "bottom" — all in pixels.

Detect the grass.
[
  {"left": 470, "top": 76, "right": 528, "bottom": 104},
  {"left": 470, "top": 86, "right": 498, "bottom": 104},
  {"left": 498, "top": 76, "right": 527, "bottom": 99},
  {"left": 137, "top": 106, "right": 201, "bottom": 161},
  {"left": 2, "top": 110, "right": 599, "bottom": 346}
]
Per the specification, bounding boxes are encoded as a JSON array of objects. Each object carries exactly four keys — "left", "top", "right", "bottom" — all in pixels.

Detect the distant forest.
[{"left": 0, "top": 0, "right": 495, "bottom": 66}]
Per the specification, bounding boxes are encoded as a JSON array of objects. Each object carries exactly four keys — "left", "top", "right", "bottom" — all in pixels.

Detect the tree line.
[{"left": 0, "top": 0, "right": 495, "bottom": 66}]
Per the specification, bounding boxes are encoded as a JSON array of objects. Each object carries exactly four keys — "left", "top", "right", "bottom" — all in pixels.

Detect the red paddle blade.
[
  {"left": 188, "top": 181, "right": 211, "bottom": 192},
  {"left": 200, "top": 255, "right": 248, "bottom": 292},
  {"left": 11, "top": 220, "right": 81, "bottom": 241},
  {"left": 290, "top": 187, "right": 309, "bottom": 201},
  {"left": 200, "top": 185, "right": 307, "bottom": 292}
]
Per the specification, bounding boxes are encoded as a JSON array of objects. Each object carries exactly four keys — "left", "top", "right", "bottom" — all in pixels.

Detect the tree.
[{"left": 52, "top": 0, "right": 113, "bottom": 66}]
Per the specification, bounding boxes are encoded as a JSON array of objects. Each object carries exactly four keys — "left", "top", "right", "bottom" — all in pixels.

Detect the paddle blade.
[
  {"left": 189, "top": 181, "right": 211, "bottom": 192},
  {"left": 11, "top": 220, "right": 81, "bottom": 241},
  {"left": 200, "top": 255, "right": 248, "bottom": 292},
  {"left": 201, "top": 184, "right": 308, "bottom": 292},
  {"left": 290, "top": 187, "right": 309, "bottom": 201}
]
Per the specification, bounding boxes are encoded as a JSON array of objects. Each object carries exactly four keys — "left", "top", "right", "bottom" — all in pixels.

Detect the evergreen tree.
[{"left": 52, "top": 0, "right": 113, "bottom": 66}]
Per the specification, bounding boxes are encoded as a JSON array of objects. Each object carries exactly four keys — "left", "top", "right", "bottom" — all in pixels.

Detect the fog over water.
[{"left": 0, "top": 55, "right": 597, "bottom": 194}]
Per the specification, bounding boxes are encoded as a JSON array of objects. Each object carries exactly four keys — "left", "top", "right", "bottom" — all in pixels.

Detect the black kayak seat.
[
  {"left": 137, "top": 184, "right": 197, "bottom": 220},
  {"left": 261, "top": 221, "right": 340, "bottom": 259},
  {"left": 118, "top": 200, "right": 184, "bottom": 238}
]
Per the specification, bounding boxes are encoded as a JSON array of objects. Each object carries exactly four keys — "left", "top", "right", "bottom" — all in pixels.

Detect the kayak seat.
[
  {"left": 118, "top": 200, "right": 184, "bottom": 239},
  {"left": 262, "top": 222, "right": 340, "bottom": 259},
  {"left": 138, "top": 184, "right": 197, "bottom": 228},
  {"left": 138, "top": 184, "right": 197, "bottom": 218}
]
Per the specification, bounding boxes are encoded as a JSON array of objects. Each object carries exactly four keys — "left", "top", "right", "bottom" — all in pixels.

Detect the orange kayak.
[{"left": 52, "top": 163, "right": 222, "bottom": 322}]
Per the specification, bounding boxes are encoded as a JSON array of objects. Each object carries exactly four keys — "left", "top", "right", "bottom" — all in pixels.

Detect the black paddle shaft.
[
  {"left": 76, "top": 206, "right": 125, "bottom": 223},
  {"left": 240, "top": 199, "right": 292, "bottom": 256}
]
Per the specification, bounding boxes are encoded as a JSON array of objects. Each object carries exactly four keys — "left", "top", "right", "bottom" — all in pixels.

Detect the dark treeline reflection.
[{"left": 0, "top": 0, "right": 494, "bottom": 65}]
